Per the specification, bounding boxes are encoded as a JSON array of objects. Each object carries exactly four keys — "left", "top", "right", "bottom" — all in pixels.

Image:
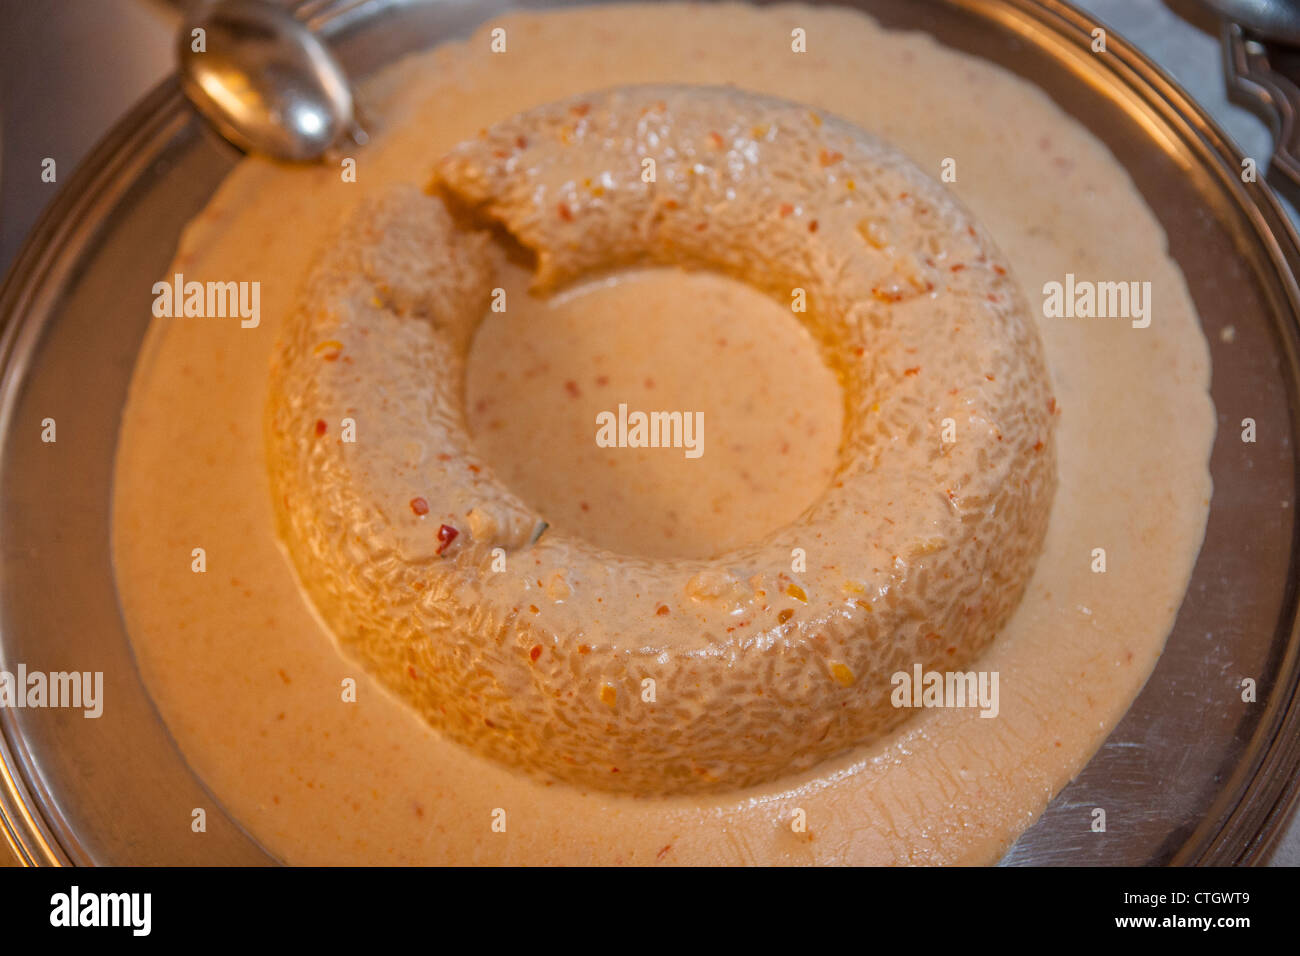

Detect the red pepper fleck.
[
  {"left": 557, "top": 201, "right": 574, "bottom": 222},
  {"left": 1034, "top": 440, "right": 1044, "bottom": 452},
  {"left": 657, "top": 845, "right": 673, "bottom": 861},
  {"left": 778, "top": 203, "right": 794, "bottom": 217},
  {"left": 993, "top": 264, "right": 1007, "bottom": 276},
  {"left": 578, "top": 644, "right": 590, "bottom": 654},
  {"left": 818, "top": 148, "right": 844, "bottom": 166},
  {"left": 437, "top": 523, "right": 459, "bottom": 554},
  {"left": 515, "top": 134, "right": 528, "bottom": 149},
  {"left": 314, "top": 419, "right": 327, "bottom": 437},
  {"left": 904, "top": 366, "right": 920, "bottom": 376},
  {"left": 708, "top": 131, "right": 725, "bottom": 149},
  {"left": 410, "top": 497, "right": 429, "bottom": 516},
  {"left": 564, "top": 379, "right": 581, "bottom": 398},
  {"left": 408, "top": 665, "right": 420, "bottom": 679},
  {"left": 570, "top": 102, "right": 591, "bottom": 117},
  {"left": 530, "top": 645, "right": 543, "bottom": 662},
  {"left": 656, "top": 604, "right": 670, "bottom": 616},
  {"left": 808, "top": 219, "right": 819, "bottom": 233}
]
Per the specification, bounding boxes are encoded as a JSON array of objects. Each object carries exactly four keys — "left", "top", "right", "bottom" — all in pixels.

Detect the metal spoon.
[{"left": 177, "top": 0, "right": 364, "bottom": 163}]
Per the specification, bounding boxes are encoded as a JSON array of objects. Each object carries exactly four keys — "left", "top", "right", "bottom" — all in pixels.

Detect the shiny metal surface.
[
  {"left": 1202, "top": 0, "right": 1300, "bottom": 44},
  {"left": 1211, "top": 8, "right": 1300, "bottom": 207},
  {"left": 1, "top": 0, "right": 1299, "bottom": 865},
  {"left": 178, "top": 0, "right": 362, "bottom": 161}
]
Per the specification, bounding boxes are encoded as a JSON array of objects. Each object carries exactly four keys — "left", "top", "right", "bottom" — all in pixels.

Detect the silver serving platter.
[{"left": 2, "top": 0, "right": 1299, "bottom": 865}]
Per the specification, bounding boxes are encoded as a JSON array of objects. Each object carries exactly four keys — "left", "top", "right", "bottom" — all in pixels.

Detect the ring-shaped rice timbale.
[{"left": 267, "top": 85, "right": 1056, "bottom": 794}]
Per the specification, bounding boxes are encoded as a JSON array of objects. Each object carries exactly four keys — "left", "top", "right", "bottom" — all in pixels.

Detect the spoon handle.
[{"left": 163, "top": 0, "right": 353, "bottom": 21}]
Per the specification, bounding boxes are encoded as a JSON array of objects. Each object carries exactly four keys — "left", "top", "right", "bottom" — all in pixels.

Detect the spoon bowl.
[{"left": 178, "top": 0, "right": 358, "bottom": 162}]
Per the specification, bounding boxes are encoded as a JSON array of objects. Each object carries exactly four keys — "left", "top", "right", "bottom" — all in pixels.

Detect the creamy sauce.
[
  {"left": 112, "top": 2, "right": 1213, "bottom": 863},
  {"left": 466, "top": 264, "right": 843, "bottom": 560}
]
